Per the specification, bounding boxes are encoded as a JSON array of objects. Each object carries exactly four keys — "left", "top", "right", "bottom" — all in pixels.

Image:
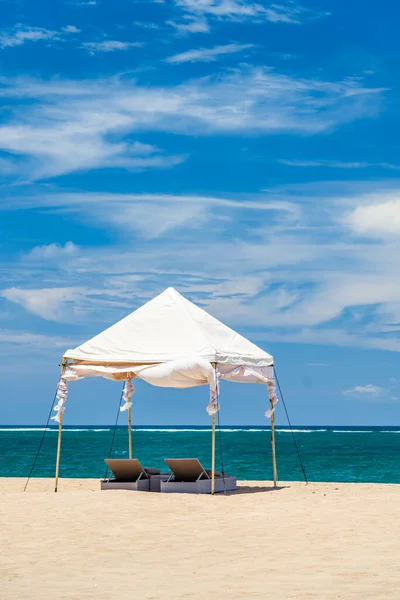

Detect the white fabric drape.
[
  {"left": 265, "top": 380, "right": 278, "bottom": 418},
  {"left": 64, "top": 357, "right": 219, "bottom": 414},
  {"left": 120, "top": 379, "right": 134, "bottom": 412},
  {"left": 51, "top": 377, "right": 68, "bottom": 423},
  {"left": 206, "top": 363, "right": 220, "bottom": 416},
  {"left": 218, "top": 364, "right": 278, "bottom": 419},
  {"left": 63, "top": 358, "right": 277, "bottom": 417}
]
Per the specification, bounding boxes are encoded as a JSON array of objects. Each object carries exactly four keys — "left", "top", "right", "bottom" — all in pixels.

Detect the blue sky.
[{"left": 0, "top": 0, "right": 399, "bottom": 425}]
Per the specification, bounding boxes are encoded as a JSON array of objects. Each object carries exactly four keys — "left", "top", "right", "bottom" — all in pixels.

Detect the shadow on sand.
[{"left": 222, "top": 484, "right": 289, "bottom": 495}]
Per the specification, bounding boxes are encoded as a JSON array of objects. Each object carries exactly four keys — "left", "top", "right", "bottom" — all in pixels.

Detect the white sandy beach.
[{"left": 1, "top": 479, "right": 399, "bottom": 599}]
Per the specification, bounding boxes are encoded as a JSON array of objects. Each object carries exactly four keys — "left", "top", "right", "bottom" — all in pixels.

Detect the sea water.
[{"left": 0, "top": 426, "right": 399, "bottom": 483}]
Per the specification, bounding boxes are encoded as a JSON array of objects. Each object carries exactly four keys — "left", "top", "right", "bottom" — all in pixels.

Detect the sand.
[{"left": 1, "top": 479, "right": 399, "bottom": 599}]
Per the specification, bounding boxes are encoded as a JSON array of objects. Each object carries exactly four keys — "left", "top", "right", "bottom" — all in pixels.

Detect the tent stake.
[
  {"left": 128, "top": 405, "right": 133, "bottom": 459},
  {"left": 211, "top": 412, "right": 216, "bottom": 494},
  {"left": 270, "top": 402, "right": 278, "bottom": 488}
]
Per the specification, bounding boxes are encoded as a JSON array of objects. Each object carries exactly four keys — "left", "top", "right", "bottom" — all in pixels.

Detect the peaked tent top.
[{"left": 64, "top": 287, "right": 273, "bottom": 367}]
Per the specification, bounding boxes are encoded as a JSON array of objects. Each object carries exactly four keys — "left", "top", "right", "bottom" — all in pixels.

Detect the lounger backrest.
[
  {"left": 105, "top": 458, "right": 149, "bottom": 482},
  {"left": 164, "top": 458, "right": 209, "bottom": 482}
]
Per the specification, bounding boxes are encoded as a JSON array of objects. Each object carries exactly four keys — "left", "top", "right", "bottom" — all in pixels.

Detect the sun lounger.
[
  {"left": 160, "top": 458, "right": 237, "bottom": 494},
  {"left": 101, "top": 459, "right": 170, "bottom": 492},
  {"left": 101, "top": 459, "right": 152, "bottom": 491}
]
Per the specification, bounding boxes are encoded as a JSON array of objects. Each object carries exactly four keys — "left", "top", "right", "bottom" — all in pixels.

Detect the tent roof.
[{"left": 64, "top": 287, "right": 273, "bottom": 367}]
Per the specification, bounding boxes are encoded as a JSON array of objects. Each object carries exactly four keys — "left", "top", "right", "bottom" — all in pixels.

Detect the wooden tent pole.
[
  {"left": 54, "top": 412, "right": 63, "bottom": 492},
  {"left": 128, "top": 404, "right": 133, "bottom": 459},
  {"left": 55, "top": 360, "right": 67, "bottom": 493},
  {"left": 270, "top": 400, "right": 278, "bottom": 488},
  {"left": 211, "top": 412, "right": 216, "bottom": 494},
  {"left": 211, "top": 362, "right": 217, "bottom": 495}
]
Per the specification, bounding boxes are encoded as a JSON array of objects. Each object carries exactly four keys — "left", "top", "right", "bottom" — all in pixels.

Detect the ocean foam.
[
  {"left": 0, "top": 428, "right": 53, "bottom": 432},
  {"left": 332, "top": 430, "right": 374, "bottom": 433},
  {"left": 0, "top": 428, "right": 111, "bottom": 432}
]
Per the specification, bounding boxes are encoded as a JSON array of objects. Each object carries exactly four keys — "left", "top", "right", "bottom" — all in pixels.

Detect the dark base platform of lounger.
[
  {"left": 149, "top": 474, "right": 170, "bottom": 492},
  {"left": 100, "top": 479, "right": 150, "bottom": 491},
  {"left": 160, "top": 476, "right": 237, "bottom": 494}
]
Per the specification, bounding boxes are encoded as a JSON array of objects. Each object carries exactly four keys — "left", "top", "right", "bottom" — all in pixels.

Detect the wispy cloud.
[
  {"left": 1, "top": 179, "right": 400, "bottom": 358},
  {"left": 133, "top": 21, "right": 160, "bottom": 29},
  {"left": 0, "top": 329, "right": 75, "bottom": 349},
  {"left": 167, "top": 17, "right": 210, "bottom": 33},
  {"left": 4, "top": 192, "right": 299, "bottom": 238},
  {"left": 1, "top": 287, "right": 85, "bottom": 321},
  {"left": 343, "top": 384, "right": 385, "bottom": 396},
  {"left": 264, "top": 328, "right": 400, "bottom": 353},
  {"left": 280, "top": 159, "right": 400, "bottom": 169},
  {"left": 0, "top": 69, "right": 385, "bottom": 180},
  {"left": 265, "top": 2, "right": 328, "bottom": 23},
  {"left": 82, "top": 40, "right": 142, "bottom": 54},
  {"left": 171, "top": 0, "right": 330, "bottom": 31},
  {"left": 165, "top": 42, "right": 254, "bottom": 63},
  {"left": 305, "top": 362, "right": 329, "bottom": 367},
  {"left": 0, "top": 23, "right": 79, "bottom": 48},
  {"left": 342, "top": 383, "right": 398, "bottom": 403}
]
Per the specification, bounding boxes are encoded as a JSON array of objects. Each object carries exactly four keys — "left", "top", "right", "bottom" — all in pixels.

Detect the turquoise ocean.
[{"left": 1, "top": 426, "right": 400, "bottom": 482}]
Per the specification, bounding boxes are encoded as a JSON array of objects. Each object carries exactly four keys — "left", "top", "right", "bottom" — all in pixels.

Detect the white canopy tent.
[{"left": 54, "top": 287, "right": 278, "bottom": 492}]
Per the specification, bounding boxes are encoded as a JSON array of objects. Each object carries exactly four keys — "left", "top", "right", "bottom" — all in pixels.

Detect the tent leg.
[
  {"left": 270, "top": 402, "right": 278, "bottom": 488},
  {"left": 54, "top": 411, "right": 63, "bottom": 492},
  {"left": 211, "top": 413, "right": 216, "bottom": 494},
  {"left": 128, "top": 405, "right": 133, "bottom": 459}
]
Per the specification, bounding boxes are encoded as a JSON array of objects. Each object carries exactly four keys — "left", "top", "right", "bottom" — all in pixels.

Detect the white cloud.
[
  {"left": 345, "top": 197, "right": 400, "bottom": 237},
  {"left": 0, "top": 25, "right": 59, "bottom": 48},
  {"left": 265, "top": 5, "right": 298, "bottom": 23},
  {"left": 82, "top": 40, "right": 142, "bottom": 54},
  {"left": 167, "top": 17, "right": 210, "bottom": 33},
  {"left": 4, "top": 191, "right": 298, "bottom": 238},
  {"left": 175, "top": 0, "right": 264, "bottom": 18},
  {"left": 0, "top": 69, "right": 384, "bottom": 180},
  {"left": 25, "top": 241, "right": 79, "bottom": 261},
  {"left": 172, "top": 0, "right": 330, "bottom": 30},
  {"left": 343, "top": 384, "right": 385, "bottom": 395},
  {"left": 102, "top": 202, "right": 208, "bottom": 238},
  {"left": 2, "top": 211, "right": 400, "bottom": 351},
  {"left": 265, "top": 3, "right": 329, "bottom": 23},
  {"left": 1, "top": 287, "right": 84, "bottom": 321},
  {"left": 63, "top": 25, "right": 81, "bottom": 33},
  {"left": 133, "top": 21, "right": 160, "bottom": 29},
  {"left": 280, "top": 159, "right": 400, "bottom": 169},
  {"left": 165, "top": 43, "right": 254, "bottom": 63},
  {"left": 2, "top": 175, "right": 400, "bottom": 357},
  {"left": 0, "top": 329, "right": 75, "bottom": 349},
  {"left": 0, "top": 23, "right": 78, "bottom": 48},
  {"left": 343, "top": 383, "right": 386, "bottom": 396},
  {"left": 342, "top": 384, "right": 398, "bottom": 402},
  {"left": 263, "top": 328, "right": 400, "bottom": 353}
]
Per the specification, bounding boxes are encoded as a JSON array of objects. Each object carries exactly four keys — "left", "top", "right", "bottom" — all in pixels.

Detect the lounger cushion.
[
  {"left": 144, "top": 468, "right": 161, "bottom": 475},
  {"left": 205, "top": 470, "right": 223, "bottom": 478}
]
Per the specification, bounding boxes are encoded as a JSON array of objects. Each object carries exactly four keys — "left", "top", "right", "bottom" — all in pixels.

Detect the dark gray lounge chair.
[{"left": 160, "top": 458, "right": 237, "bottom": 494}]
